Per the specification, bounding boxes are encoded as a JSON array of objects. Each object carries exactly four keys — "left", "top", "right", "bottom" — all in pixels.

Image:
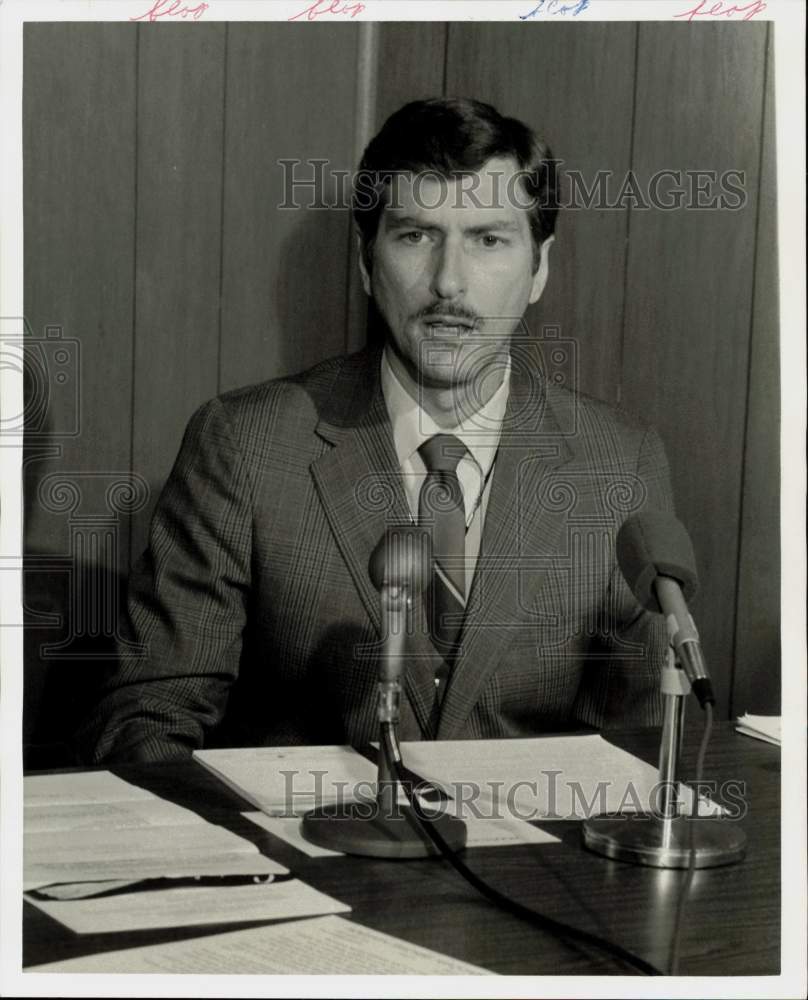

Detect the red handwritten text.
[
  {"left": 674, "top": 0, "right": 766, "bottom": 23},
  {"left": 289, "top": 0, "right": 366, "bottom": 22},
  {"left": 130, "top": 0, "right": 209, "bottom": 22}
]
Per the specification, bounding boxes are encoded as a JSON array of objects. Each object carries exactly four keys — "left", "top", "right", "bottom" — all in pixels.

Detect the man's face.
[{"left": 359, "top": 156, "right": 550, "bottom": 392}]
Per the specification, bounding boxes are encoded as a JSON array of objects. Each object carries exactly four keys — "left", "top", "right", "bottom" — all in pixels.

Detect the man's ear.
[
  {"left": 357, "top": 232, "right": 372, "bottom": 296},
  {"left": 529, "top": 234, "right": 554, "bottom": 305}
]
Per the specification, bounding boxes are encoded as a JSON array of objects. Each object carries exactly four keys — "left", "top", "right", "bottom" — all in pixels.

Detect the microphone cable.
[
  {"left": 380, "top": 721, "right": 663, "bottom": 977},
  {"left": 669, "top": 700, "right": 713, "bottom": 975}
]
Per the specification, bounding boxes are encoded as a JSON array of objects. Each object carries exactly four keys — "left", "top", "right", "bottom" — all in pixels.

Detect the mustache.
[{"left": 412, "top": 303, "right": 479, "bottom": 324}]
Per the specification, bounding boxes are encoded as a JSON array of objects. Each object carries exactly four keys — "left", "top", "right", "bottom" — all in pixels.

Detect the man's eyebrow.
[
  {"left": 465, "top": 220, "right": 522, "bottom": 234},
  {"left": 384, "top": 215, "right": 441, "bottom": 231},
  {"left": 384, "top": 216, "right": 523, "bottom": 233}
]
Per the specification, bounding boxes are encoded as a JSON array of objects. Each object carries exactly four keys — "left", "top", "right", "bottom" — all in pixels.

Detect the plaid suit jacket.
[{"left": 80, "top": 346, "right": 674, "bottom": 763}]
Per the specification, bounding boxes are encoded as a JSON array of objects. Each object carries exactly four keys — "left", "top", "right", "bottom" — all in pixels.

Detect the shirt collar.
[{"left": 380, "top": 345, "right": 510, "bottom": 479}]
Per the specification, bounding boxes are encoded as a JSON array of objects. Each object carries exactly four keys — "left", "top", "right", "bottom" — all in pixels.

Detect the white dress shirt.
[{"left": 380, "top": 346, "right": 511, "bottom": 597}]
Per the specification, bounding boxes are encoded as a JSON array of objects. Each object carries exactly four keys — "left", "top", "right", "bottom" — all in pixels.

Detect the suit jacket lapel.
[
  {"left": 309, "top": 350, "right": 442, "bottom": 739},
  {"left": 437, "top": 367, "right": 574, "bottom": 739}
]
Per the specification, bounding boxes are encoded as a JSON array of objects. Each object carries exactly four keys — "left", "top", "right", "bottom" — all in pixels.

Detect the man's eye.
[
  {"left": 401, "top": 231, "right": 425, "bottom": 244},
  {"left": 480, "top": 234, "right": 504, "bottom": 247}
]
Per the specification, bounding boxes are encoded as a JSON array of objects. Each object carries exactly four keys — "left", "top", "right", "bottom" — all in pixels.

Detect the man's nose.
[{"left": 430, "top": 240, "right": 467, "bottom": 300}]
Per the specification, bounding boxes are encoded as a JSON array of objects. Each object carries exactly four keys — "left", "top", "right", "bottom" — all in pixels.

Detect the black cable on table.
[{"left": 380, "top": 722, "right": 663, "bottom": 977}]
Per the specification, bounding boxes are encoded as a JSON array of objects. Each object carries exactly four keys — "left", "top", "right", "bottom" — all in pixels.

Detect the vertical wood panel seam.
[
  {"left": 442, "top": 23, "right": 450, "bottom": 96},
  {"left": 616, "top": 22, "right": 641, "bottom": 410},
  {"left": 216, "top": 23, "right": 229, "bottom": 397},
  {"left": 728, "top": 22, "right": 772, "bottom": 719},
  {"left": 127, "top": 25, "right": 141, "bottom": 572},
  {"left": 353, "top": 24, "right": 380, "bottom": 167},
  {"left": 343, "top": 24, "right": 380, "bottom": 353}
]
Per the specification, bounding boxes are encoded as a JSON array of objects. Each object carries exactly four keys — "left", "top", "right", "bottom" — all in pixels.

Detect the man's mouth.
[{"left": 422, "top": 315, "right": 476, "bottom": 335}]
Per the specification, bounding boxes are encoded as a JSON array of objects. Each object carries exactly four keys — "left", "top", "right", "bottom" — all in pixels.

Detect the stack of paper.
[
  {"left": 735, "top": 713, "right": 781, "bottom": 746},
  {"left": 27, "top": 914, "right": 493, "bottom": 974},
  {"left": 194, "top": 744, "right": 379, "bottom": 815},
  {"left": 196, "top": 744, "right": 560, "bottom": 855},
  {"left": 398, "top": 734, "right": 722, "bottom": 820},
  {"left": 24, "top": 769, "right": 352, "bottom": 935},
  {"left": 25, "top": 878, "right": 350, "bottom": 935},
  {"left": 24, "top": 769, "right": 285, "bottom": 889},
  {"left": 197, "top": 738, "right": 722, "bottom": 860}
]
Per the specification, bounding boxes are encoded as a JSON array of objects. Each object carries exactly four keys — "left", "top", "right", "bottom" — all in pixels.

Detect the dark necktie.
[{"left": 418, "top": 434, "right": 467, "bottom": 702}]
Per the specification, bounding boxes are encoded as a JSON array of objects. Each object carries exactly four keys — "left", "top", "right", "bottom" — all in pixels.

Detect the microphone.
[
  {"left": 616, "top": 511, "right": 715, "bottom": 708},
  {"left": 582, "top": 510, "right": 745, "bottom": 873},
  {"left": 369, "top": 526, "right": 431, "bottom": 723},
  {"left": 300, "top": 526, "right": 466, "bottom": 858}
]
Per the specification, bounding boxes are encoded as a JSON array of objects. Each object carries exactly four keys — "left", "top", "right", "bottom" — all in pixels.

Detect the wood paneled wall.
[{"left": 22, "top": 21, "right": 779, "bottom": 760}]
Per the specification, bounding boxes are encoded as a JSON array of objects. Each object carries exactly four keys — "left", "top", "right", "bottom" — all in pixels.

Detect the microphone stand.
[
  {"left": 301, "top": 562, "right": 466, "bottom": 859},
  {"left": 582, "top": 648, "right": 747, "bottom": 868}
]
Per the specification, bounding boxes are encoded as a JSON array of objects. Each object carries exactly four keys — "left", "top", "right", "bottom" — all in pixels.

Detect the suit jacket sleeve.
[
  {"left": 573, "top": 425, "right": 675, "bottom": 730},
  {"left": 76, "top": 397, "right": 253, "bottom": 763}
]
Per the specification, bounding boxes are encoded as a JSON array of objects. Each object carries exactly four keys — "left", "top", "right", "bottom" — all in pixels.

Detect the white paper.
[
  {"left": 407, "top": 776, "right": 561, "bottom": 846},
  {"left": 242, "top": 812, "right": 342, "bottom": 858},
  {"left": 736, "top": 713, "right": 781, "bottom": 745},
  {"left": 458, "top": 812, "right": 560, "bottom": 847},
  {"left": 24, "top": 770, "right": 157, "bottom": 806},
  {"left": 398, "top": 735, "right": 721, "bottom": 820},
  {"left": 25, "top": 878, "right": 349, "bottom": 935},
  {"left": 24, "top": 824, "right": 287, "bottom": 889},
  {"left": 198, "top": 745, "right": 560, "bottom": 848},
  {"left": 194, "top": 745, "right": 378, "bottom": 816},
  {"left": 26, "top": 821, "right": 261, "bottom": 863},
  {"left": 243, "top": 802, "right": 559, "bottom": 857},
  {"left": 24, "top": 798, "right": 207, "bottom": 833},
  {"left": 28, "top": 914, "right": 493, "bottom": 974}
]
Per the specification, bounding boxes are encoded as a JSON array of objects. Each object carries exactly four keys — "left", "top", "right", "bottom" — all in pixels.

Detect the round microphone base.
[
  {"left": 582, "top": 814, "right": 746, "bottom": 869},
  {"left": 301, "top": 801, "right": 467, "bottom": 859}
]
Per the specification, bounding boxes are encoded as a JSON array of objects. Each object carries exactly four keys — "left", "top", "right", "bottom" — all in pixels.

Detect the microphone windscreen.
[
  {"left": 616, "top": 511, "right": 699, "bottom": 612},
  {"left": 368, "top": 526, "right": 432, "bottom": 593}
]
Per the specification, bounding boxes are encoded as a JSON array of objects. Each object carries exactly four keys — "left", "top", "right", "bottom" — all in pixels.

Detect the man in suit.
[{"left": 79, "top": 98, "right": 673, "bottom": 764}]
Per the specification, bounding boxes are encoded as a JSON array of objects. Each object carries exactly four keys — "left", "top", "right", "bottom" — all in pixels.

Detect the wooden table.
[{"left": 23, "top": 722, "right": 780, "bottom": 975}]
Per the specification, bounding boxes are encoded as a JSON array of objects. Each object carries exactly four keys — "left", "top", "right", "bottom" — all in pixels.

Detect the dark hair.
[{"left": 352, "top": 98, "right": 559, "bottom": 271}]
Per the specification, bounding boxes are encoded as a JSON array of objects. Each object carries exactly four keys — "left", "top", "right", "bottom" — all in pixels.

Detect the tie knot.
[{"left": 419, "top": 434, "right": 466, "bottom": 474}]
